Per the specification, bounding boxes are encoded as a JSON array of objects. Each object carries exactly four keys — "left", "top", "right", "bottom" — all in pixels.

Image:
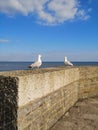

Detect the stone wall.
[
  {"left": 0, "top": 76, "right": 18, "bottom": 130},
  {"left": 0, "top": 66, "right": 98, "bottom": 130},
  {"left": 78, "top": 67, "right": 98, "bottom": 99}
]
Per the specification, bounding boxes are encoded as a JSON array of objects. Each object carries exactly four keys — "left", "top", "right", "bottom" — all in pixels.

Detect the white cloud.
[
  {"left": 0, "top": 39, "right": 9, "bottom": 43},
  {"left": 47, "top": 0, "right": 78, "bottom": 23},
  {"left": 77, "top": 10, "right": 89, "bottom": 20},
  {"left": 0, "top": 0, "right": 91, "bottom": 25}
]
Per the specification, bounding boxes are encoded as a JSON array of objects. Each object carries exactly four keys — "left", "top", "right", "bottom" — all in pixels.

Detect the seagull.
[
  {"left": 28, "top": 54, "right": 42, "bottom": 68},
  {"left": 64, "top": 56, "right": 73, "bottom": 66}
]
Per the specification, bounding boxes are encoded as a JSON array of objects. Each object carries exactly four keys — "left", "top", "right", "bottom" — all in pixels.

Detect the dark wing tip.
[{"left": 28, "top": 65, "right": 32, "bottom": 68}]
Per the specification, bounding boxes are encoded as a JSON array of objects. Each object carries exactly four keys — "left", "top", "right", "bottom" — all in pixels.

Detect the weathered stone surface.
[
  {"left": 51, "top": 97, "right": 98, "bottom": 130},
  {"left": 0, "top": 66, "right": 98, "bottom": 130},
  {"left": 0, "top": 76, "right": 19, "bottom": 130}
]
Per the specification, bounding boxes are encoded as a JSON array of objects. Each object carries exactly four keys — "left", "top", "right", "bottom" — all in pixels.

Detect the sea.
[{"left": 0, "top": 62, "right": 98, "bottom": 71}]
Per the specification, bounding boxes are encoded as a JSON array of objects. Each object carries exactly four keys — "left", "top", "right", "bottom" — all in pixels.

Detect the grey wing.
[
  {"left": 31, "top": 61, "right": 42, "bottom": 67},
  {"left": 68, "top": 61, "right": 73, "bottom": 66},
  {"left": 30, "top": 61, "right": 39, "bottom": 67}
]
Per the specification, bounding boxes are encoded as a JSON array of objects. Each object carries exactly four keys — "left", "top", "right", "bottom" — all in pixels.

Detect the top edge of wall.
[{"left": 0, "top": 66, "right": 98, "bottom": 77}]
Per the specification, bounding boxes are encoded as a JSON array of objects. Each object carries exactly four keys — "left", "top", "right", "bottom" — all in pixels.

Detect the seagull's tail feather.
[{"left": 28, "top": 65, "right": 33, "bottom": 68}]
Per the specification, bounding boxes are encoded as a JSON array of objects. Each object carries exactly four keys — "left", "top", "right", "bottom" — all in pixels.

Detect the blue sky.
[{"left": 0, "top": 0, "right": 98, "bottom": 61}]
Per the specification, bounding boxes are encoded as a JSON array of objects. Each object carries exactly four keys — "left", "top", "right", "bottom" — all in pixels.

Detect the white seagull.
[
  {"left": 28, "top": 54, "right": 42, "bottom": 68},
  {"left": 64, "top": 56, "right": 73, "bottom": 66}
]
